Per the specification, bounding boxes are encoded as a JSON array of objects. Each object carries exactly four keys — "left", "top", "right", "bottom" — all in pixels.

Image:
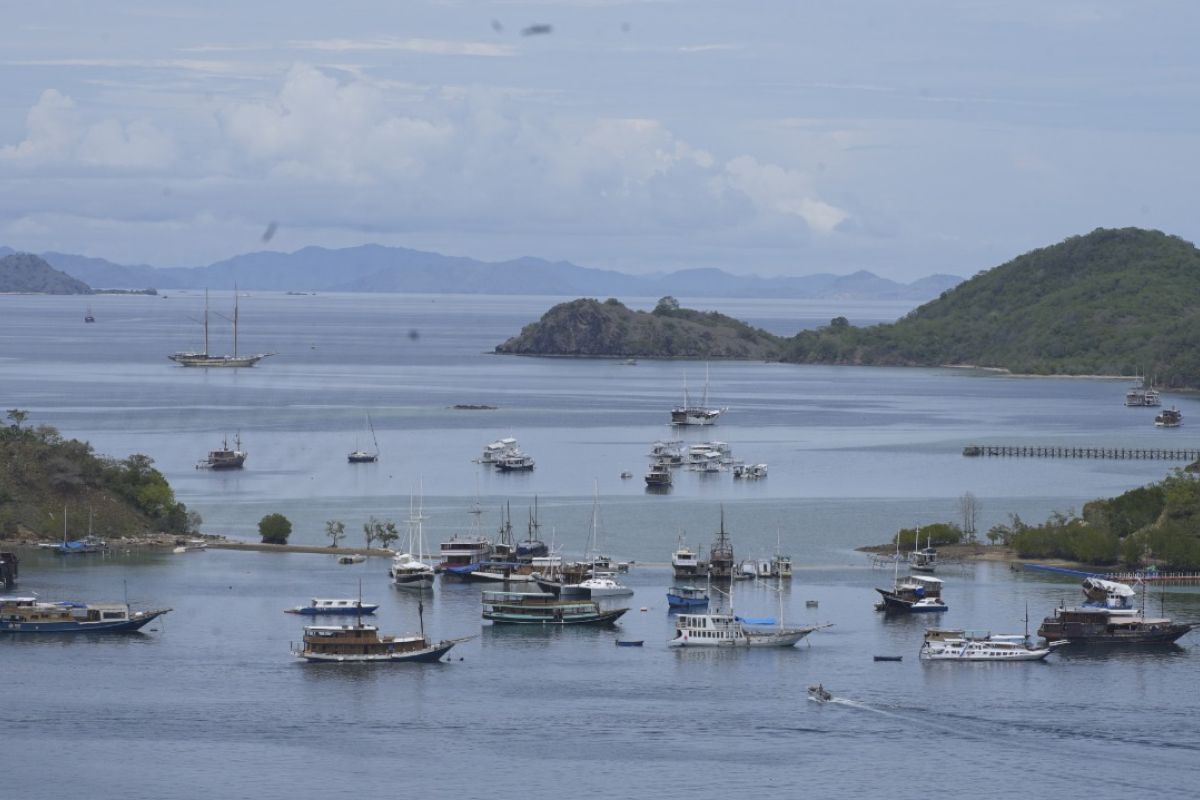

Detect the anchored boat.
[
  {"left": 0, "top": 597, "right": 170, "bottom": 633},
  {"left": 481, "top": 591, "right": 628, "bottom": 625}
]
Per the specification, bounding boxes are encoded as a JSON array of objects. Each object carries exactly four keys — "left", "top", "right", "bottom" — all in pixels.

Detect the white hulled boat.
[
  {"left": 169, "top": 289, "right": 272, "bottom": 367},
  {"left": 919, "top": 629, "right": 1064, "bottom": 662}
]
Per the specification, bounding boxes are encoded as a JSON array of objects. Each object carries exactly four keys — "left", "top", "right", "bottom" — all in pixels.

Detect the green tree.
[
  {"left": 259, "top": 513, "right": 292, "bottom": 545},
  {"left": 363, "top": 516, "right": 381, "bottom": 549},
  {"left": 376, "top": 519, "right": 400, "bottom": 551},
  {"left": 5, "top": 409, "right": 28, "bottom": 428},
  {"left": 325, "top": 519, "right": 346, "bottom": 548}
]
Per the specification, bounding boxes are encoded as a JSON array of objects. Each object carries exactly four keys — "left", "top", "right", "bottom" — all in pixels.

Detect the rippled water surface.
[{"left": 2, "top": 293, "right": 1198, "bottom": 799}]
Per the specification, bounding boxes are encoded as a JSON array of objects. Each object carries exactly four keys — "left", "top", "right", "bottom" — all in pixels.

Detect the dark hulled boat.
[{"left": 1037, "top": 577, "right": 1194, "bottom": 645}]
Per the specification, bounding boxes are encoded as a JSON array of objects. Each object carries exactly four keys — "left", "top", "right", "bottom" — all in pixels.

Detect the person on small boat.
[{"left": 808, "top": 684, "right": 832, "bottom": 702}]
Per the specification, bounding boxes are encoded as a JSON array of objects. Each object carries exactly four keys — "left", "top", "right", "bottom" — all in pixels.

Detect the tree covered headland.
[
  {"left": 982, "top": 472, "right": 1200, "bottom": 568},
  {"left": 0, "top": 410, "right": 197, "bottom": 539},
  {"left": 784, "top": 228, "right": 1200, "bottom": 387}
]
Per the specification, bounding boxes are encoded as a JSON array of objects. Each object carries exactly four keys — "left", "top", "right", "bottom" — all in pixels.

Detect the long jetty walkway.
[
  {"left": 1022, "top": 563, "right": 1200, "bottom": 585},
  {"left": 963, "top": 444, "right": 1200, "bottom": 460}
]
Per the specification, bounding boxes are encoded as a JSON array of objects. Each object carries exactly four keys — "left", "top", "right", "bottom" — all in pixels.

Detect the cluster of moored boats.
[
  {"left": 871, "top": 542, "right": 1195, "bottom": 661},
  {"left": 642, "top": 440, "right": 766, "bottom": 488}
]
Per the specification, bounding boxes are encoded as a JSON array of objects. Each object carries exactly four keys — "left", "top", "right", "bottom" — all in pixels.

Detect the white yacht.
[
  {"left": 495, "top": 450, "right": 535, "bottom": 471},
  {"left": 577, "top": 573, "right": 633, "bottom": 598},
  {"left": 669, "top": 612, "right": 823, "bottom": 648},
  {"left": 919, "top": 629, "right": 1065, "bottom": 662}
]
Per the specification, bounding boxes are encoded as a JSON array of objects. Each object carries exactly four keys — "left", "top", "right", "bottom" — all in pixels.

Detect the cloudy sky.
[{"left": 2, "top": 1, "right": 1197, "bottom": 280}]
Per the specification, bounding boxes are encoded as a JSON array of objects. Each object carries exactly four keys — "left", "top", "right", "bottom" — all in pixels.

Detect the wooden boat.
[
  {"left": 1155, "top": 407, "right": 1183, "bottom": 428},
  {"left": 0, "top": 597, "right": 170, "bottom": 634},
  {"left": 669, "top": 612, "right": 825, "bottom": 648},
  {"left": 198, "top": 433, "right": 246, "bottom": 470},
  {"left": 291, "top": 623, "right": 467, "bottom": 663},
  {"left": 169, "top": 289, "right": 272, "bottom": 367},
  {"left": 481, "top": 591, "right": 628, "bottom": 625},
  {"left": 1037, "top": 578, "right": 1194, "bottom": 644}
]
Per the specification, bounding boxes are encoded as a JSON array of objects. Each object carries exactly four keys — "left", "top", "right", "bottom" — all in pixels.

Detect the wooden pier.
[
  {"left": 963, "top": 444, "right": 1200, "bottom": 461},
  {"left": 1022, "top": 563, "right": 1200, "bottom": 585}
]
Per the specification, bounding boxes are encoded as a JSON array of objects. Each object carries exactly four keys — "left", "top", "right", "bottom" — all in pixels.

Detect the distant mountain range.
[{"left": 0, "top": 243, "right": 961, "bottom": 300}]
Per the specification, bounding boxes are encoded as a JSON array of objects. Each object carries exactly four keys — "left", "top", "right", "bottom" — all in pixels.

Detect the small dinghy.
[
  {"left": 807, "top": 684, "right": 833, "bottom": 703},
  {"left": 616, "top": 639, "right": 644, "bottom": 647},
  {"left": 873, "top": 655, "right": 903, "bottom": 662}
]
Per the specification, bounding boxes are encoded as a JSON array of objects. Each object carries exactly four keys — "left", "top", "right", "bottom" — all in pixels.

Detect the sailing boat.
[
  {"left": 574, "top": 484, "right": 632, "bottom": 597},
  {"left": 51, "top": 506, "right": 107, "bottom": 554},
  {"left": 348, "top": 413, "right": 380, "bottom": 463},
  {"left": 389, "top": 485, "right": 436, "bottom": 590},
  {"left": 670, "top": 365, "right": 725, "bottom": 425},
  {"left": 169, "top": 288, "right": 272, "bottom": 367}
]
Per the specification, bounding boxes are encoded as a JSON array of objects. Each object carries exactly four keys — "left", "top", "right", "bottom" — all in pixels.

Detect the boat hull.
[
  {"left": 286, "top": 605, "right": 379, "bottom": 615},
  {"left": 294, "top": 639, "right": 460, "bottom": 663},
  {"left": 875, "top": 588, "right": 947, "bottom": 613},
  {"left": 169, "top": 353, "right": 270, "bottom": 367},
  {"left": 392, "top": 575, "right": 435, "bottom": 590},
  {"left": 1038, "top": 621, "right": 1193, "bottom": 645},
  {"left": 669, "top": 628, "right": 813, "bottom": 648},
  {"left": 483, "top": 608, "right": 628, "bottom": 625},
  {"left": 0, "top": 609, "right": 169, "bottom": 634}
]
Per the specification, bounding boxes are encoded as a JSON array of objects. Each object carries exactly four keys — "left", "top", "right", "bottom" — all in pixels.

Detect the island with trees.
[
  {"left": 0, "top": 410, "right": 198, "bottom": 541},
  {"left": 496, "top": 228, "right": 1200, "bottom": 388}
]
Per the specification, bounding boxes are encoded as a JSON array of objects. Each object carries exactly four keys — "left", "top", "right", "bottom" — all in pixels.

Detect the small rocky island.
[{"left": 495, "top": 296, "right": 783, "bottom": 359}]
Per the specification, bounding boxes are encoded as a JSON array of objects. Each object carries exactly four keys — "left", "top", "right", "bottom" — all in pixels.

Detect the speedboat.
[
  {"left": 284, "top": 598, "right": 379, "bottom": 615},
  {"left": 807, "top": 684, "right": 833, "bottom": 703},
  {"left": 577, "top": 573, "right": 633, "bottom": 598}
]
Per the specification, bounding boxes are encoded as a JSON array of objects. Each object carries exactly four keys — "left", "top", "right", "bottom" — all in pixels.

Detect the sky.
[{"left": 2, "top": 1, "right": 1198, "bottom": 281}]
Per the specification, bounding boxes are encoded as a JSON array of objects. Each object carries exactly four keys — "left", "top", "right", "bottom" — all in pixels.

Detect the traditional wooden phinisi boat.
[
  {"left": 291, "top": 601, "right": 470, "bottom": 663},
  {"left": 481, "top": 591, "right": 628, "bottom": 625},
  {"left": 1037, "top": 577, "right": 1195, "bottom": 645},
  {"left": 0, "top": 597, "right": 170, "bottom": 634}
]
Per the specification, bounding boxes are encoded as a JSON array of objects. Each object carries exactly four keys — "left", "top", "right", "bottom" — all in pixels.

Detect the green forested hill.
[
  {"left": 0, "top": 413, "right": 195, "bottom": 539},
  {"left": 783, "top": 228, "right": 1200, "bottom": 386},
  {"left": 0, "top": 252, "right": 92, "bottom": 294},
  {"left": 495, "top": 296, "right": 783, "bottom": 359}
]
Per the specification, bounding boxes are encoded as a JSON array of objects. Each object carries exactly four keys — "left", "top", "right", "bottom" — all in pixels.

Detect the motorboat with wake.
[{"left": 807, "top": 684, "right": 833, "bottom": 703}]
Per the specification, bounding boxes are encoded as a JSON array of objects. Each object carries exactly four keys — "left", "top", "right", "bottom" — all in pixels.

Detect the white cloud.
[
  {"left": 289, "top": 37, "right": 515, "bottom": 57},
  {"left": 0, "top": 88, "right": 176, "bottom": 170},
  {"left": 724, "top": 156, "right": 849, "bottom": 233}
]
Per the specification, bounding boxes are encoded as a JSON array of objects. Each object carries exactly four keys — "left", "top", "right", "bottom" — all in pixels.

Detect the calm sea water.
[{"left": 2, "top": 292, "right": 1198, "bottom": 799}]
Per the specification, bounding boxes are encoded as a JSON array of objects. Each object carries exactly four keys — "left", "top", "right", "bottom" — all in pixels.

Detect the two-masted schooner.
[{"left": 169, "top": 289, "right": 272, "bottom": 367}]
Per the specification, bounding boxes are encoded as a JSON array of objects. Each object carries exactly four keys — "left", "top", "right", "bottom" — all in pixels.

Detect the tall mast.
[
  {"left": 233, "top": 284, "right": 239, "bottom": 358},
  {"left": 203, "top": 289, "right": 210, "bottom": 355}
]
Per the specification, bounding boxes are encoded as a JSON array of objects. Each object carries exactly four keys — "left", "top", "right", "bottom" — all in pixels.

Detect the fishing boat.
[
  {"left": 1154, "top": 407, "right": 1183, "bottom": 428},
  {"left": 481, "top": 591, "right": 628, "bottom": 625},
  {"left": 348, "top": 413, "right": 380, "bottom": 463},
  {"left": 671, "top": 537, "right": 707, "bottom": 579},
  {"left": 84, "top": 307, "right": 95, "bottom": 323},
  {"left": 671, "top": 367, "right": 725, "bottom": 426},
  {"left": 197, "top": 433, "right": 246, "bottom": 470},
  {"left": 169, "top": 288, "right": 272, "bottom": 367},
  {"left": 291, "top": 600, "right": 469, "bottom": 663},
  {"left": 1037, "top": 577, "right": 1195, "bottom": 645},
  {"left": 667, "top": 585, "right": 710, "bottom": 609},
  {"left": 284, "top": 598, "right": 379, "bottom": 615},
  {"left": 919, "top": 628, "right": 1064, "bottom": 661},
  {"left": 0, "top": 597, "right": 170, "bottom": 633}
]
